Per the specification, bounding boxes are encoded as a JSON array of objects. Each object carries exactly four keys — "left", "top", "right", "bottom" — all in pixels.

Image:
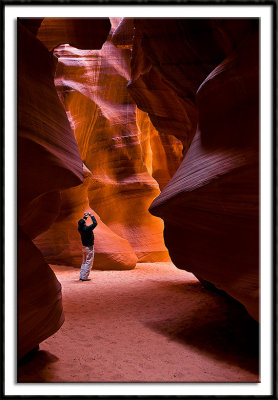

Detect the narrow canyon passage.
[
  {"left": 18, "top": 17, "right": 260, "bottom": 382},
  {"left": 18, "top": 263, "right": 259, "bottom": 383}
]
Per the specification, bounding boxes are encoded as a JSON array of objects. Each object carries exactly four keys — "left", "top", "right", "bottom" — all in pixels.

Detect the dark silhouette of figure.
[{"left": 78, "top": 212, "right": 98, "bottom": 281}]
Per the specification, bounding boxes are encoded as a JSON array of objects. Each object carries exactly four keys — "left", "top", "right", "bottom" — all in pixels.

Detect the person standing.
[{"left": 77, "top": 212, "right": 98, "bottom": 281}]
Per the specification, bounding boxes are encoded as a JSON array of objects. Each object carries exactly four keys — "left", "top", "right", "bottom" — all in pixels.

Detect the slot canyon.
[{"left": 18, "top": 17, "right": 259, "bottom": 383}]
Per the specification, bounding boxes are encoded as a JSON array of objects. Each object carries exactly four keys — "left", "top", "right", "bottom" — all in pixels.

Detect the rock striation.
[
  {"left": 18, "top": 16, "right": 260, "bottom": 369},
  {"left": 39, "top": 21, "right": 182, "bottom": 264},
  {"left": 18, "top": 18, "right": 110, "bottom": 358},
  {"left": 136, "top": 108, "right": 183, "bottom": 191},
  {"left": 18, "top": 228, "right": 64, "bottom": 360},
  {"left": 141, "top": 19, "right": 260, "bottom": 320},
  {"left": 35, "top": 164, "right": 138, "bottom": 270},
  {"left": 128, "top": 19, "right": 223, "bottom": 152}
]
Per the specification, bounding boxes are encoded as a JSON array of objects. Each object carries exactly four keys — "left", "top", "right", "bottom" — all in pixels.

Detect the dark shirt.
[{"left": 78, "top": 215, "right": 98, "bottom": 246}]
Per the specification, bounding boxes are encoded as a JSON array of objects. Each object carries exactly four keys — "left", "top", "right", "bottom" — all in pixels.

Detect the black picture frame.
[{"left": 2, "top": 0, "right": 276, "bottom": 398}]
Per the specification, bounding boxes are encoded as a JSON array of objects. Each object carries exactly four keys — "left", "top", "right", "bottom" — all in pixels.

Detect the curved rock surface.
[
  {"left": 128, "top": 18, "right": 255, "bottom": 151},
  {"left": 46, "top": 22, "right": 182, "bottom": 263},
  {"left": 136, "top": 108, "right": 183, "bottom": 191},
  {"left": 111, "top": 17, "right": 134, "bottom": 49},
  {"left": 18, "top": 23, "right": 84, "bottom": 227},
  {"left": 35, "top": 164, "right": 138, "bottom": 270},
  {"left": 128, "top": 19, "right": 224, "bottom": 151},
  {"left": 18, "top": 18, "right": 110, "bottom": 358},
  {"left": 37, "top": 17, "right": 111, "bottom": 51},
  {"left": 18, "top": 16, "right": 260, "bottom": 370},
  {"left": 147, "top": 20, "right": 259, "bottom": 320},
  {"left": 18, "top": 228, "right": 64, "bottom": 360}
]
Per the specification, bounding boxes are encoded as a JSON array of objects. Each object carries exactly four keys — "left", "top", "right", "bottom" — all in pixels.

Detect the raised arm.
[{"left": 88, "top": 214, "right": 98, "bottom": 230}]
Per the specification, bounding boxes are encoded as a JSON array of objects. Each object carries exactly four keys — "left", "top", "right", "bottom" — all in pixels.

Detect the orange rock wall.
[
  {"left": 36, "top": 21, "right": 183, "bottom": 266},
  {"left": 35, "top": 164, "right": 138, "bottom": 270},
  {"left": 136, "top": 108, "right": 183, "bottom": 191}
]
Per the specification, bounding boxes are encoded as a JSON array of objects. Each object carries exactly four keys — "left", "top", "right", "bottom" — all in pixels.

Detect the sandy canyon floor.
[{"left": 18, "top": 262, "right": 259, "bottom": 383}]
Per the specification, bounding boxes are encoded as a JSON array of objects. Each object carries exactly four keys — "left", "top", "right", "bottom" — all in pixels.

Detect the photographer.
[{"left": 77, "top": 212, "right": 98, "bottom": 281}]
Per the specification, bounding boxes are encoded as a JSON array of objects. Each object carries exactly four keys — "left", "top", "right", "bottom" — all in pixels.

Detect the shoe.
[{"left": 79, "top": 278, "right": 91, "bottom": 281}]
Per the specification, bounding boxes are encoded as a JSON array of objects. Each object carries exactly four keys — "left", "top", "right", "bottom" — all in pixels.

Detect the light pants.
[{"left": 80, "top": 246, "right": 95, "bottom": 280}]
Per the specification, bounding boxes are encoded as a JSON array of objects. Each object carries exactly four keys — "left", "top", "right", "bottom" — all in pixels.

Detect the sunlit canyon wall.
[
  {"left": 34, "top": 18, "right": 183, "bottom": 266},
  {"left": 18, "top": 16, "right": 259, "bottom": 359}
]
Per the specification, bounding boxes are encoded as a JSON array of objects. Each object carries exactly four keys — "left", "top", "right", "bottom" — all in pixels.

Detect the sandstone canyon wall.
[
  {"left": 18, "top": 18, "right": 111, "bottom": 358},
  {"left": 34, "top": 163, "right": 138, "bottom": 270},
  {"left": 34, "top": 19, "right": 183, "bottom": 266},
  {"left": 18, "top": 16, "right": 260, "bottom": 366},
  {"left": 128, "top": 19, "right": 259, "bottom": 320}
]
